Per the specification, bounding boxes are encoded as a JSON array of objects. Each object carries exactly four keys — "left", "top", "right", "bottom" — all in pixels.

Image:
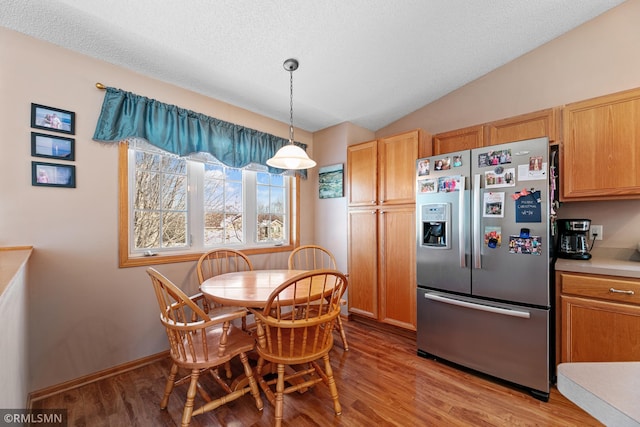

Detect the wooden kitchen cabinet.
[
  {"left": 346, "top": 140, "right": 377, "bottom": 207},
  {"left": 347, "top": 129, "right": 426, "bottom": 207},
  {"left": 378, "top": 130, "right": 424, "bottom": 205},
  {"left": 347, "top": 208, "right": 378, "bottom": 319},
  {"left": 562, "top": 87, "right": 640, "bottom": 201},
  {"left": 485, "top": 108, "right": 560, "bottom": 146},
  {"left": 346, "top": 129, "right": 423, "bottom": 331},
  {"left": 378, "top": 205, "right": 416, "bottom": 330},
  {"left": 347, "top": 206, "right": 417, "bottom": 330},
  {"left": 433, "top": 125, "right": 484, "bottom": 155},
  {"left": 557, "top": 271, "right": 640, "bottom": 364}
]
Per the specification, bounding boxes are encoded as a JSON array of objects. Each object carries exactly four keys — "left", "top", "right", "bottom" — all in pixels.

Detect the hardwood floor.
[{"left": 32, "top": 320, "right": 602, "bottom": 426}]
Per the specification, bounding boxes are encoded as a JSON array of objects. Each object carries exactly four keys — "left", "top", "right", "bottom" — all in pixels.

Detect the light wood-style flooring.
[{"left": 32, "top": 320, "right": 602, "bottom": 426}]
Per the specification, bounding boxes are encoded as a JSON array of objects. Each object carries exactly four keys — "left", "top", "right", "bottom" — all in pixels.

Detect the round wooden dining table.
[{"left": 200, "top": 269, "right": 327, "bottom": 308}]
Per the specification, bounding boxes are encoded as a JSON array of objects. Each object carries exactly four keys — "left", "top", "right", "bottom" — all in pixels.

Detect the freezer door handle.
[
  {"left": 473, "top": 173, "right": 482, "bottom": 269},
  {"left": 423, "top": 292, "right": 531, "bottom": 319},
  {"left": 459, "top": 175, "right": 466, "bottom": 268}
]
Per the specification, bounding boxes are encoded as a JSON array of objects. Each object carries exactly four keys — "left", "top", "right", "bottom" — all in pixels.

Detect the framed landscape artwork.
[
  {"left": 318, "top": 163, "right": 344, "bottom": 199},
  {"left": 31, "top": 132, "right": 75, "bottom": 161}
]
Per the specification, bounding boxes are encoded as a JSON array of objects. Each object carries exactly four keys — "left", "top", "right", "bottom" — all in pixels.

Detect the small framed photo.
[
  {"left": 31, "top": 103, "right": 75, "bottom": 134},
  {"left": 31, "top": 132, "right": 75, "bottom": 161},
  {"left": 32, "top": 161, "right": 76, "bottom": 188}
]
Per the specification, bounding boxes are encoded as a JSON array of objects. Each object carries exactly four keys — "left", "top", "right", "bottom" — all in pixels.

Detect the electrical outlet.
[{"left": 590, "top": 225, "right": 603, "bottom": 241}]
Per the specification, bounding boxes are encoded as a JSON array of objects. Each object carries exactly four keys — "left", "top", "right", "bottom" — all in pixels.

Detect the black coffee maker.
[{"left": 557, "top": 219, "right": 592, "bottom": 260}]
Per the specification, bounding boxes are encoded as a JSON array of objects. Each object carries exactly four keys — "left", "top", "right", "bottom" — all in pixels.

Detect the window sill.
[{"left": 119, "top": 244, "right": 294, "bottom": 268}]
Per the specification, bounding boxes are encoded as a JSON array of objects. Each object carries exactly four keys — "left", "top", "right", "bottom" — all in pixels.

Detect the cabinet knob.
[{"left": 609, "top": 287, "right": 635, "bottom": 295}]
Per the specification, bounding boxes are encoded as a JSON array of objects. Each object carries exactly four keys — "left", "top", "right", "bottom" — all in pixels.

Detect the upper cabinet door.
[
  {"left": 378, "top": 130, "right": 419, "bottom": 205},
  {"left": 347, "top": 140, "right": 377, "bottom": 207},
  {"left": 562, "top": 88, "right": 640, "bottom": 201},
  {"left": 485, "top": 108, "right": 560, "bottom": 146},
  {"left": 433, "top": 125, "right": 484, "bottom": 155}
]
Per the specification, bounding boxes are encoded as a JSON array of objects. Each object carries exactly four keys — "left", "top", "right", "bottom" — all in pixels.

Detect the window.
[{"left": 119, "top": 139, "right": 297, "bottom": 267}]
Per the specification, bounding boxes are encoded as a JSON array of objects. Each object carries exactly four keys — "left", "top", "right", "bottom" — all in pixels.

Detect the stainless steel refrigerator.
[{"left": 416, "top": 137, "right": 551, "bottom": 401}]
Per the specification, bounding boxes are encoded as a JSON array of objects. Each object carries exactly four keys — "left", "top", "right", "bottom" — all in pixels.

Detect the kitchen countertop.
[
  {"left": 557, "top": 362, "right": 640, "bottom": 427},
  {"left": 555, "top": 247, "right": 640, "bottom": 279}
]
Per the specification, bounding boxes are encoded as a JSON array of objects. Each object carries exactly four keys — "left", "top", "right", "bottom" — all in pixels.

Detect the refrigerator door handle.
[
  {"left": 423, "top": 292, "right": 531, "bottom": 319},
  {"left": 459, "top": 175, "right": 466, "bottom": 268},
  {"left": 473, "top": 173, "right": 482, "bottom": 269}
]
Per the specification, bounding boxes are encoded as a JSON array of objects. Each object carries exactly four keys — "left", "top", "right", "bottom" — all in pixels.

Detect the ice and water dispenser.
[{"left": 421, "top": 203, "right": 450, "bottom": 249}]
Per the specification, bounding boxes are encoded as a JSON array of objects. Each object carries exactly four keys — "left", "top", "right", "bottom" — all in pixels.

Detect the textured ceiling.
[{"left": 0, "top": 0, "right": 627, "bottom": 132}]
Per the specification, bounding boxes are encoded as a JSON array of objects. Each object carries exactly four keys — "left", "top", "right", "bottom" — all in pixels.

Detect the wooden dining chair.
[
  {"left": 197, "top": 249, "right": 254, "bottom": 330},
  {"left": 249, "top": 269, "right": 347, "bottom": 427},
  {"left": 287, "top": 244, "right": 337, "bottom": 270},
  {"left": 147, "top": 268, "right": 263, "bottom": 427},
  {"left": 288, "top": 245, "right": 349, "bottom": 351}
]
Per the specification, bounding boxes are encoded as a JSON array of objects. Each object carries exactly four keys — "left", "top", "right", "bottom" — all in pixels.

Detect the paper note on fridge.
[{"left": 518, "top": 162, "right": 547, "bottom": 181}]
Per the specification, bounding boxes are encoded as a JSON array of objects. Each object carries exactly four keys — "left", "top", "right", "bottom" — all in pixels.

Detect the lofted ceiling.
[{"left": 0, "top": 0, "right": 627, "bottom": 132}]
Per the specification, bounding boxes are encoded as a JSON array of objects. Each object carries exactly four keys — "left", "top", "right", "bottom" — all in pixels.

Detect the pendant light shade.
[
  {"left": 267, "top": 58, "right": 316, "bottom": 170},
  {"left": 267, "top": 143, "right": 317, "bottom": 169}
]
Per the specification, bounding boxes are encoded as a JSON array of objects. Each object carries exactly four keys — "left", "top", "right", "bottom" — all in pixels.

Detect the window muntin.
[{"left": 125, "top": 140, "right": 292, "bottom": 261}]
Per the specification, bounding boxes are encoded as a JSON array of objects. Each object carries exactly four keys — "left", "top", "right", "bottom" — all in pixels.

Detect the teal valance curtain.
[{"left": 92, "top": 87, "right": 309, "bottom": 176}]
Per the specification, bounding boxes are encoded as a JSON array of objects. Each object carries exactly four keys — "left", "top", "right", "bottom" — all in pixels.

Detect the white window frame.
[{"left": 118, "top": 139, "right": 298, "bottom": 267}]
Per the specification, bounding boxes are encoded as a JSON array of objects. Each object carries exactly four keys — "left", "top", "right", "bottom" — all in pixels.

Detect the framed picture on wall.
[
  {"left": 30, "top": 103, "right": 75, "bottom": 135},
  {"left": 31, "top": 132, "right": 75, "bottom": 161},
  {"left": 318, "top": 163, "right": 344, "bottom": 199},
  {"left": 32, "top": 161, "right": 76, "bottom": 188}
]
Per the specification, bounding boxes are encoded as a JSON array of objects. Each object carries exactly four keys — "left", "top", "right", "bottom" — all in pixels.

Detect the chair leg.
[
  {"left": 161, "top": 363, "right": 179, "bottom": 409},
  {"left": 335, "top": 316, "right": 349, "bottom": 351},
  {"left": 274, "top": 363, "right": 286, "bottom": 427},
  {"left": 239, "top": 351, "right": 263, "bottom": 411},
  {"left": 322, "top": 354, "right": 342, "bottom": 416},
  {"left": 182, "top": 369, "right": 200, "bottom": 427},
  {"left": 255, "top": 357, "right": 276, "bottom": 406}
]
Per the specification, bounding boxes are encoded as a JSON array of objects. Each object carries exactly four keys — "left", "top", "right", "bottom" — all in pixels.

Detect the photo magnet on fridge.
[
  {"left": 484, "top": 226, "right": 502, "bottom": 248},
  {"left": 508, "top": 235, "right": 542, "bottom": 255}
]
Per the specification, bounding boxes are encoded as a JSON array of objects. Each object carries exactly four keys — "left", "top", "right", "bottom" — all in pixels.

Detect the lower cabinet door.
[
  {"left": 379, "top": 206, "right": 416, "bottom": 330},
  {"left": 347, "top": 208, "right": 378, "bottom": 319},
  {"left": 562, "top": 295, "right": 640, "bottom": 362}
]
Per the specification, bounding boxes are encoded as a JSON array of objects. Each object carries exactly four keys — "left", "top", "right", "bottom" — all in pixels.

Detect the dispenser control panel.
[{"left": 421, "top": 203, "right": 451, "bottom": 249}]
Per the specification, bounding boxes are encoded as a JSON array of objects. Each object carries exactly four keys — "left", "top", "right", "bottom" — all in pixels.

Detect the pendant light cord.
[{"left": 289, "top": 68, "right": 295, "bottom": 143}]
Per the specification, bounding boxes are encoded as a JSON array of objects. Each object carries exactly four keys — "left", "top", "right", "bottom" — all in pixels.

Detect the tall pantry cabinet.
[{"left": 346, "top": 129, "right": 429, "bottom": 331}]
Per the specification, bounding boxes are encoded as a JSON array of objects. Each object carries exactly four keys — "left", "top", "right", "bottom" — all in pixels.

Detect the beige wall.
[
  {"left": 0, "top": 26, "right": 314, "bottom": 393},
  {"left": 377, "top": 0, "right": 640, "bottom": 250}
]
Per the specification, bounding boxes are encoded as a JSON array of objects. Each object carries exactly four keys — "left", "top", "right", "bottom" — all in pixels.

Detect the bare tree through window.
[
  {"left": 204, "top": 164, "right": 243, "bottom": 245},
  {"left": 134, "top": 151, "right": 188, "bottom": 249}
]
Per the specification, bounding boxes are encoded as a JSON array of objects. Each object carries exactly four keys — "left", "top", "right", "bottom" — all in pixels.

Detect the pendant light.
[{"left": 267, "top": 58, "right": 316, "bottom": 170}]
